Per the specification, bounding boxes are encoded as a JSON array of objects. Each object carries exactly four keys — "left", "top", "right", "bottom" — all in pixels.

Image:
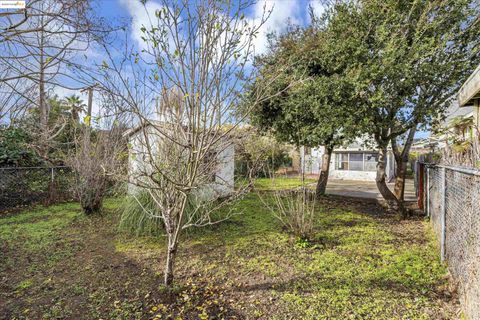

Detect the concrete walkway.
[{"left": 322, "top": 179, "right": 416, "bottom": 202}]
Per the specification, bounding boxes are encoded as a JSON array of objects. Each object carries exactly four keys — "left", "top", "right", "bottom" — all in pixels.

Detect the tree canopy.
[
  {"left": 321, "top": 0, "right": 480, "bottom": 206},
  {"left": 246, "top": 27, "right": 360, "bottom": 150},
  {"left": 324, "top": 0, "right": 480, "bottom": 143}
]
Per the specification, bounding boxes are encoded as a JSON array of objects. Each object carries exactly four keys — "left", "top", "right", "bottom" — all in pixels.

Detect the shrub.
[
  {"left": 260, "top": 187, "right": 316, "bottom": 241},
  {"left": 0, "top": 126, "right": 42, "bottom": 167},
  {"left": 233, "top": 128, "right": 292, "bottom": 178},
  {"left": 67, "top": 126, "right": 126, "bottom": 214}
]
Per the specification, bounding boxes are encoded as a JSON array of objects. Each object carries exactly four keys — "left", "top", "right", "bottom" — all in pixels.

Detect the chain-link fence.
[
  {"left": 0, "top": 166, "right": 75, "bottom": 211},
  {"left": 419, "top": 163, "right": 480, "bottom": 319}
]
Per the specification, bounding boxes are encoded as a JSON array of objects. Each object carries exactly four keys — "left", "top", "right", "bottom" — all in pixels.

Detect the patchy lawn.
[
  {"left": 254, "top": 177, "right": 316, "bottom": 190},
  {"left": 0, "top": 190, "right": 458, "bottom": 319}
]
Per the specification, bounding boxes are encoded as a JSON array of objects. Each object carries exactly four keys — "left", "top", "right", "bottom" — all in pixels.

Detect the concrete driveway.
[{"left": 322, "top": 179, "right": 416, "bottom": 202}]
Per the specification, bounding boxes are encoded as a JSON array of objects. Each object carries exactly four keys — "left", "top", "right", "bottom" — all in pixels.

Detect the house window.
[
  {"left": 337, "top": 153, "right": 349, "bottom": 170},
  {"left": 335, "top": 152, "right": 378, "bottom": 172},
  {"left": 349, "top": 153, "right": 363, "bottom": 171},
  {"left": 364, "top": 153, "right": 378, "bottom": 171}
]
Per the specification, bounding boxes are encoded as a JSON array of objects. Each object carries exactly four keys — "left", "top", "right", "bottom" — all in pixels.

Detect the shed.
[{"left": 124, "top": 122, "right": 235, "bottom": 198}]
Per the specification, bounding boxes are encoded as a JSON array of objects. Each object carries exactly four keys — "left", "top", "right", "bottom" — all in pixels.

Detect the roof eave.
[{"left": 458, "top": 64, "right": 480, "bottom": 107}]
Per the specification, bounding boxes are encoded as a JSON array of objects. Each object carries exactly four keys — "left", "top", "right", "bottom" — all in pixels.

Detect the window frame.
[{"left": 335, "top": 151, "right": 378, "bottom": 172}]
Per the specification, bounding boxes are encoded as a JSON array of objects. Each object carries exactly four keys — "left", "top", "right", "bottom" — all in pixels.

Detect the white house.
[
  {"left": 410, "top": 99, "right": 477, "bottom": 153},
  {"left": 125, "top": 122, "right": 235, "bottom": 198},
  {"left": 300, "top": 137, "right": 395, "bottom": 181}
]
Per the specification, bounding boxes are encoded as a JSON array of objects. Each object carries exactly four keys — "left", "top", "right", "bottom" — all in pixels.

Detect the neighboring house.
[
  {"left": 124, "top": 122, "right": 235, "bottom": 197},
  {"left": 409, "top": 100, "right": 473, "bottom": 153},
  {"left": 299, "top": 137, "right": 395, "bottom": 182},
  {"left": 458, "top": 64, "right": 480, "bottom": 130},
  {"left": 410, "top": 64, "right": 480, "bottom": 162}
]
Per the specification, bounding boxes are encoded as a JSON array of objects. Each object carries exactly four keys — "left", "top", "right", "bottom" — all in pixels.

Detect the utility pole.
[{"left": 81, "top": 85, "right": 96, "bottom": 153}]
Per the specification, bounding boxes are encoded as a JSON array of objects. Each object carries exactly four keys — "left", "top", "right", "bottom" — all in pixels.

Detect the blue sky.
[
  {"left": 96, "top": 0, "right": 323, "bottom": 54},
  {"left": 54, "top": 0, "right": 433, "bottom": 139},
  {"left": 56, "top": 0, "right": 325, "bottom": 116}
]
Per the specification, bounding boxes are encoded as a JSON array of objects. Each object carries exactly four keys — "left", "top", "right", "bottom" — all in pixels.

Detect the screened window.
[
  {"left": 349, "top": 153, "right": 363, "bottom": 171},
  {"left": 364, "top": 153, "right": 378, "bottom": 171},
  {"left": 335, "top": 152, "right": 378, "bottom": 172},
  {"left": 337, "top": 153, "right": 349, "bottom": 170}
]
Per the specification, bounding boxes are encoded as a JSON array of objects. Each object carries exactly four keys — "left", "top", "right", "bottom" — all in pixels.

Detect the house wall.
[
  {"left": 127, "top": 126, "right": 156, "bottom": 194},
  {"left": 458, "top": 64, "right": 480, "bottom": 107},
  {"left": 475, "top": 99, "right": 480, "bottom": 130},
  {"left": 212, "top": 144, "right": 235, "bottom": 195},
  {"left": 301, "top": 145, "right": 395, "bottom": 182},
  {"left": 127, "top": 127, "right": 234, "bottom": 197},
  {"left": 329, "top": 166, "right": 377, "bottom": 181}
]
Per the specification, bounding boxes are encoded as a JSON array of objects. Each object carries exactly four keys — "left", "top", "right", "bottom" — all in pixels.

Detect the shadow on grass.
[{"left": 236, "top": 271, "right": 446, "bottom": 300}]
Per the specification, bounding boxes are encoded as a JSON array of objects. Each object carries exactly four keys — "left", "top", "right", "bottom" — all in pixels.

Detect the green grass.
[
  {"left": 0, "top": 202, "right": 82, "bottom": 251},
  {"left": 0, "top": 186, "right": 453, "bottom": 319},
  {"left": 0, "top": 199, "right": 119, "bottom": 252},
  {"left": 254, "top": 177, "right": 317, "bottom": 190},
  {"left": 116, "top": 193, "right": 451, "bottom": 319}
]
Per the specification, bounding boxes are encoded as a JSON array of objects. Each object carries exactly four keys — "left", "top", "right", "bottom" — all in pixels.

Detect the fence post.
[
  {"left": 426, "top": 166, "right": 430, "bottom": 218},
  {"left": 417, "top": 162, "right": 424, "bottom": 211},
  {"left": 441, "top": 167, "right": 446, "bottom": 262},
  {"left": 51, "top": 167, "right": 54, "bottom": 183}
]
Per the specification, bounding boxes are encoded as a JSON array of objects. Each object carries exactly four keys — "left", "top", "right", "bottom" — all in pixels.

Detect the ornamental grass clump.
[{"left": 119, "top": 191, "right": 165, "bottom": 236}]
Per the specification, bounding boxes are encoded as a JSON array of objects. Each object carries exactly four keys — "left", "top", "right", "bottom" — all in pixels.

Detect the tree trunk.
[
  {"left": 315, "top": 146, "right": 333, "bottom": 198},
  {"left": 164, "top": 237, "right": 177, "bottom": 287},
  {"left": 83, "top": 87, "right": 93, "bottom": 153},
  {"left": 392, "top": 126, "right": 416, "bottom": 203},
  {"left": 39, "top": 69, "right": 48, "bottom": 157},
  {"left": 393, "top": 160, "right": 407, "bottom": 201},
  {"left": 375, "top": 145, "right": 398, "bottom": 210}
]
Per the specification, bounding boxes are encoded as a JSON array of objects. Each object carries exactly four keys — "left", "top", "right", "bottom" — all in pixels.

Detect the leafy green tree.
[
  {"left": 245, "top": 27, "right": 360, "bottom": 196},
  {"left": 319, "top": 0, "right": 480, "bottom": 212},
  {"left": 0, "top": 126, "right": 42, "bottom": 167}
]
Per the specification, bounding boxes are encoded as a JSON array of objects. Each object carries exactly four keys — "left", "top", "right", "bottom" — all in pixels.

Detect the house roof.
[
  {"left": 458, "top": 64, "right": 480, "bottom": 107},
  {"left": 442, "top": 100, "right": 475, "bottom": 127},
  {"left": 122, "top": 121, "right": 157, "bottom": 138}
]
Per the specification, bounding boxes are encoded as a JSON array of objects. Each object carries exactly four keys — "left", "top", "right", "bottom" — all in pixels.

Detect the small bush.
[
  {"left": 67, "top": 126, "right": 126, "bottom": 214},
  {"left": 260, "top": 187, "right": 317, "bottom": 241},
  {"left": 233, "top": 129, "right": 292, "bottom": 178}
]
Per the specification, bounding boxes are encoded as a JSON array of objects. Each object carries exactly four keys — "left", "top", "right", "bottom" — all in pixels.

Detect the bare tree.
[
  {"left": 66, "top": 90, "right": 127, "bottom": 214},
  {"left": 0, "top": 78, "right": 33, "bottom": 124},
  {"left": 89, "top": 0, "right": 287, "bottom": 287},
  {"left": 0, "top": 0, "right": 112, "bottom": 157}
]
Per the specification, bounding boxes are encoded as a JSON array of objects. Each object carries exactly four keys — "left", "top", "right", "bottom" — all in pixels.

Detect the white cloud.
[
  {"left": 119, "top": 0, "right": 164, "bottom": 50},
  {"left": 120, "top": 0, "right": 305, "bottom": 56},
  {"left": 308, "top": 0, "right": 325, "bottom": 22},
  {"left": 248, "top": 0, "right": 303, "bottom": 55}
]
